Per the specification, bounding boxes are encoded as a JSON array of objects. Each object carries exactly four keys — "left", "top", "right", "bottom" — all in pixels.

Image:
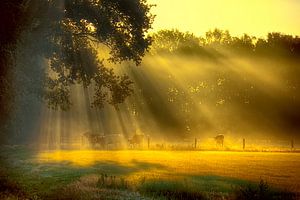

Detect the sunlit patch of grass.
[
  {"left": 34, "top": 149, "right": 300, "bottom": 192},
  {"left": 1, "top": 146, "right": 299, "bottom": 199}
]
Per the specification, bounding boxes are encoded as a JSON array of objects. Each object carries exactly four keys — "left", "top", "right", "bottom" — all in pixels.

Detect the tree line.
[{"left": 151, "top": 28, "right": 300, "bottom": 58}]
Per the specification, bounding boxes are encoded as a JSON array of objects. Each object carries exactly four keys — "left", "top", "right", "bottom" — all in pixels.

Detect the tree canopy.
[
  {"left": 150, "top": 29, "right": 300, "bottom": 58},
  {"left": 38, "top": 0, "right": 154, "bottom": 110},
  {"left": 2, "top": 0, "right": 154, "bottom": 112}
]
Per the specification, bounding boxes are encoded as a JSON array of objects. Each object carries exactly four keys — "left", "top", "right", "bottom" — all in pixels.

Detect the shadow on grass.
[
  {"left": 0, "top": 147, "right": 168, "bottom": 198},
  {"left": 92, "top": 159, "right": 167, "bottom": 175},
  {"left": 0, "top": 146, "right": 299, "bottom": 199}
]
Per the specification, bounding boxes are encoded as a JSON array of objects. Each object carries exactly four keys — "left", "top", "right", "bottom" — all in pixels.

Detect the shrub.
[
  {"left": 233, "top": 179, "right": 297, "bottom": 200},
  {"left": 97, "top": 174, "right": 130, "bottom": 190},
  {"left": 138, "top": 179, "right": 205, "bottom": 200},
  {"left": 0, "top": 167, "right": 28, "bottom": 199}
]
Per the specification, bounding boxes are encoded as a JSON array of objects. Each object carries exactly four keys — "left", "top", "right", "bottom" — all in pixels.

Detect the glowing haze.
[{"left": 148, "top": 0, "right": 300, "bottom": 37}]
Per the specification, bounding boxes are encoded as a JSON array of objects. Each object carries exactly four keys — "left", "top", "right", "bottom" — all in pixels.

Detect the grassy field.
[{"left": 0, "top": 146, "right": 299, "bottom": 199}]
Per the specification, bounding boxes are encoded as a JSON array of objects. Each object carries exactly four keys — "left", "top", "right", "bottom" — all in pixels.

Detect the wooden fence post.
[
  {"left": 194, "top": 138, "right": 197, "bottom": 149},
  {"left": 291, "top": 139, "right": 294, "bottom": 150},
  {"left": 243, "top": 138, "right": 246, "bottom": 150}
]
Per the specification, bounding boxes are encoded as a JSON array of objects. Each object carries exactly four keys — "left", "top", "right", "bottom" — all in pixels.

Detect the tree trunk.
[{"left": 114, "top": 105, "right": 128, "bottom": 138}]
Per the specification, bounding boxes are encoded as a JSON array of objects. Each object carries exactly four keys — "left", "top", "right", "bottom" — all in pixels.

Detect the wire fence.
[
  {"left": 146, "top": 138, "right": 299, "bottom": 152},
  {"left": 41, "top": 134, "right": 300, "bottom": 152}
]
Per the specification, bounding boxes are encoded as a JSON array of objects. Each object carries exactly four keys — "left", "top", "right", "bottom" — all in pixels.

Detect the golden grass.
[{"left": 36, "top": 150, "right": 300, "bottom": 192}]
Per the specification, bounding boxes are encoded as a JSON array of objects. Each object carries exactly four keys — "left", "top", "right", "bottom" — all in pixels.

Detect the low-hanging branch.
[{"left": 21, "top": 0, "right": 154, "bottom": 111}]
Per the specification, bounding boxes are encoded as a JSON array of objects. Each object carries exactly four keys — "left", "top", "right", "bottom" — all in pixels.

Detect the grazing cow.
[
  {"left": 83, "top": 132, "right": 124, "bottom": 149},
  {"left": 214, "top": 134, "right": 224, "bottom": 147},
  {"left": 83, "top": 132, "right": 105, "bottom": 148},
  {"left": 155, "top": 143, "right": 164, "bottom": 150},
  {"left": 105, "top": 134, "right": 124, "bottom": 149},
  {"left": 128, "top": 134, "right": 144, "bottom": 148}
]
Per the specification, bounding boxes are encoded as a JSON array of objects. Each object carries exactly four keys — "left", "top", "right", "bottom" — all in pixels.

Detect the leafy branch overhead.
[{"left": 26, "top": 0, "right": 154, "bottom": 110}]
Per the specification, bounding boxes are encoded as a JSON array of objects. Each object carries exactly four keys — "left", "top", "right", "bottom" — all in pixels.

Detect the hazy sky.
[{"left": 148, "top": 0, "right": 300, "bottom": 37}]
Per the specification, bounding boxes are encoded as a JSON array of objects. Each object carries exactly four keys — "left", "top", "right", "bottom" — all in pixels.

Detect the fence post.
[
  {"left": 81, "top": 135, "right": 84, "bottom": 148},
  {"left": 291, "top": 139, "right": 294, "bottom": 151},
  {"left": 243, "top": 138, "right": 246, "bottom": 150},
  {"left": 194, "top": 138, "right": 197, "bottom": 149}
]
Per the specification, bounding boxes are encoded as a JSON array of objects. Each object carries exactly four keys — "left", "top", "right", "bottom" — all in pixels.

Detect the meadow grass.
[{"left": 0, "top": 146, "right": 299, "bottom": 199}]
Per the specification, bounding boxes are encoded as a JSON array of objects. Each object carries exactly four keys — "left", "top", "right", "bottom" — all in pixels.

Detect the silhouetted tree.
[
  {"left": 254, "top": 32, "right": 300, "bottom": 57},
  {"left": 0, "top": 0, "right": 154, "bottom": 142},
  {"left": 2, "top": 0, "right": 154, "bottom": 110},
  {"left": 151, "top": 29, "right": 300, "bottom": 59},
  {"left": 230, "top": 34, "right": 256, "bottom": 52},
  {"left": 151, "top": 29, "right": 200, "bottom": 53},
  {"left": 0, "top": 0, "right": 30, "bottom": 142},
  {"left": 33, "top": 0, "right": 154, "bottom": 110},
  {"left": 204, "top": 28, "right": 232, "bottom": 46}
]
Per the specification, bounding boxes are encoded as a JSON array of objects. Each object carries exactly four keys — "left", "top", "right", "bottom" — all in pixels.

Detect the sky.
[{"left": 148, "top": 0, "right": 300, "bottom": 37}]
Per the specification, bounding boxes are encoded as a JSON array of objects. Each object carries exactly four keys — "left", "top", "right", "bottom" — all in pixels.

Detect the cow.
[
  {"left": 214, "top": 134, "right": 224, "bottom": 147},
  {"left": 82, "top": 132, "right": 125, "bottom": 149},
  {"left": 104, "top": 134, "right": 124, "bottom": 149},
  {"left": 82, "top": 132, "right": 105, "bottom": 148},
  {"left": 128, "top": 134, "right": 144, "bottom": 148}
]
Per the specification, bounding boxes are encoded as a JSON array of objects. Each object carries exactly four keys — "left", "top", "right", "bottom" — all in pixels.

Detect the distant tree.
[
  {"left": 267, "top": 33, "right": 300, "bottom": 55},
  {"left": 256, "top": 32, "right": 300, "bottom": 57},
  {"left": 204, "top": 28, "right": 232, "bottom": 46},
  {"left": 151, "top": 29, "right": 300, "bottom": 59},
  {"left": 151, "top": 29, "right": 200, "bottom": 53},
  {"left": 230, "top": 34, "right": 256, "bottom": 52}
]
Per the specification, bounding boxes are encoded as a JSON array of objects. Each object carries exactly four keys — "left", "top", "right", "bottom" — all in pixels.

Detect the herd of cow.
[
  {"left": 82, "top": 131, "right": 225, "bottom": 150},
  {"left": 82, "top": 132, "right": 145, "bottom": 149}
]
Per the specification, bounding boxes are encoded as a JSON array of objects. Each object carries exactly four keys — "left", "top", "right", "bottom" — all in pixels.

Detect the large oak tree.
[{"left": 0, "top": 0, "right": 154, "bottom": 142}]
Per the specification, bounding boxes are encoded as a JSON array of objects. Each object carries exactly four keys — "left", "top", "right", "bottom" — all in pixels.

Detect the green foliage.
[
  {"left": 0, "top": 0, "right": 29, "bottom": 136},
  {"left": 233, "top": 179, "right": 297, "bottom": 200},
  {"left": 0, "top": 167, "right": 28, "bottom": 199},
  {"left": 151, "top": 28, "right": 300, "bottom": 57},
  {"left": 205, "top": 28, "right": 232, "bottom": 46},
  {"left": 44, "top": 77, "right": 72, "bottom": 111},
  {"left": 138, "top": 179, "right": 205, "bottom": 200},
  {"left": 41, "top": 0, "right": 154, "bottom": 110},
  {"left": 234, "top": 179, "right": 271, "bottom": 200},
  {"left": 97, "top": 174, "right": 130, "bottom": 190},
  {"left": 0, "top": 0, "right": 154, "bottom": 142},
  {"left": 4, "top": 0, "right": 154, "bottom": 111},
  {"left": 93, "top": 68, "right": 133, "bottom": 109},
  {"left": 151, "top": 29, "right": 200, "bottom": 53}
]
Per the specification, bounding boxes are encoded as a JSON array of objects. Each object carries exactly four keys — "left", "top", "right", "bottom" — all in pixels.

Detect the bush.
[
  {"left": 233, "top": 179, "right": 297, "bottom": 200},
  {"left": 138, "top": 179, "right": 205, "bottom": 200},
  {"left": 97, "top": 174, "right": 130, "bottom": 190},
  {"left": 0, "top": 167, "right": 28, "bottom": 199}
]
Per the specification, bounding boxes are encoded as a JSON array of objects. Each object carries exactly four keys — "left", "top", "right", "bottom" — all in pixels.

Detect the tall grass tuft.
[
  {"left": 233, "top": 179, "right": 298, "bottom": 200},
  {"left": 97, "top": 173, "right": 130, "bottom": 190},
  {"left": 138, "top": 179, "right": 206, "bottom": 200}
]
